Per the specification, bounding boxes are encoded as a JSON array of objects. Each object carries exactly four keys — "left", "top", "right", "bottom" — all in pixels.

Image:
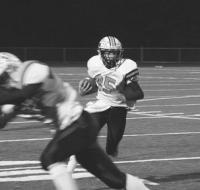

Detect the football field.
[{"left": 1, "top": 65, "right": 200, "bottom": 190}]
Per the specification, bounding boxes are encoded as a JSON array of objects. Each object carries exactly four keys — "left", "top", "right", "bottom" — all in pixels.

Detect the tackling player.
[
  {"left": 0, "top": 52, "right": 151, "bottom": 190},
  {"left": 79, "top": 36, "right": 144, "bottom": 157}
]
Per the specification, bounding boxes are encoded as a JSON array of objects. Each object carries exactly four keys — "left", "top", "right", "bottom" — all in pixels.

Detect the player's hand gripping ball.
[{"left": 78, "top": 77, "right": 97, "bottom": 96}]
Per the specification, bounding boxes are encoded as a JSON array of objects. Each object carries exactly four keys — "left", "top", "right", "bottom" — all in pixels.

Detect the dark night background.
[{"left": 0, "top": 0, "right": 200, "bottom": 48}]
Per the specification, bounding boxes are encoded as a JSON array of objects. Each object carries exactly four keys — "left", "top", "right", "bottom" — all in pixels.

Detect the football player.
[
  {"left": 0, "top": 52, "right": 151, "bottom": 190},
  {"left": 79, "top": 36, "right": 144, "bottom": 157}
]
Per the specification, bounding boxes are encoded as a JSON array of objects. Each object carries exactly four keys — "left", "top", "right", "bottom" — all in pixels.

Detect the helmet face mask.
[
  {"left": 99, "top": 49, "right": 122, "bottom": 69},
  {"left": 98, "top": 36, "right": 123, "bottom": 69}
]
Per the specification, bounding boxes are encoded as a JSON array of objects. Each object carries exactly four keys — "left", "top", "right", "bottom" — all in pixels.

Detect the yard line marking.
[
  {"left": 129, "top": 111, "right": 162, "bottom": 113},
  {"left": 142, "top": 112, "right": 184, "bottom": 115},
  {"left": 141, "top": 76, "right": 177, "bottom": 79},
  {"left": 1, "top": 131, "right": 200, "bottom": 143},
  {"left": 141, "top": 95, "right": 200, "bottom": 102},
  {"left": 58, "top": 73, "right": 86, "bottom": 76},
  {"left": 142, "top": 83, "right": 200, "bottom": 86},
  {"left": 128, "top": 112, "right": 200, "bottom": 120},
  {"left": 9, "top": 120, "right": 40, "bottom": 124},
  {"left": 2, "top": 156, "right": 200, "bottom": 167},
  {"left": 0, "top": 166, "right": 41, "bottom": 171},
  {"left": 0, "top": 161, "right": 39, "bottom": 166},
  {"left": 0, "top": 169, "right": 45, "bottom": 177},
  {"left": 0, "top": 138, "right": 51, "bottom": 143},
  {"left": 127, "top": 116, "right": 165, "bottom": 119},
  {"left": 0, "top": 166, "right": 85, "bottom": 172},
  {"left": 114, "top": 156, "right": 200, "bottom": 164},
  {"left": 129, "top": 111, "right": 184, "bottom": 116},
  {"left": 137, "top": 103, "right": 200, "bottom": 108},
  {"left": 0, "top": 168, "right": 86, "bottom": 177},
  {"left": 144, "top": 88, "right": 200, "bottom": 92},
  {"left": 113, "top": 132, "right": 200, "bottom": 137},
  {"left": 0, "top": 173, "right": 94, "bottom": 182},
  {"left": 1, "top": 157, "right": 200, "bottom": 182}
]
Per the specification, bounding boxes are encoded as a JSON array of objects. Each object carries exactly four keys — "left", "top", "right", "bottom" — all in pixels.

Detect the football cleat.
[{"left": 126, "top": 174, "right": 151, "bottom": 190}]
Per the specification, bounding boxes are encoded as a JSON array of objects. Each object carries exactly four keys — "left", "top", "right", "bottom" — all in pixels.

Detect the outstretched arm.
[{"left": 0, "top": 83, "right": 42, "bottom": 105}]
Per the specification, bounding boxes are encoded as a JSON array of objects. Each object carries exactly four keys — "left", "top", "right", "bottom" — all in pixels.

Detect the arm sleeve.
[
  {"left": 118, "top": 59, "right": 139, "bottom": 84},
  {"left": 121, "top": 81, "right": 144, "bottom": 101},
  {"left": 87, "top": 56, "right": 107, "bottom": 78},
  {"left": 0, "top": 83, "right": 42, "bottom": 105}
]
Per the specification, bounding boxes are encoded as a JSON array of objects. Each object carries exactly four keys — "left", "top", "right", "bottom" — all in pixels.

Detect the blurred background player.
[
  {"left": 0, "top": 52, "right": 152, "bottom": 190},
  {"left": 79, "top": 36, "right": 144, "bottom": 157}
]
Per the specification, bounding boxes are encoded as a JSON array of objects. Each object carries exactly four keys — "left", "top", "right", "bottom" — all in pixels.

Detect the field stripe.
[
  {"left": 137, "top": 103, "right": 200, "bottom": 108},
  {"left": 0, "top": 166, "right": 85, "bottom": 172},
  {"left": 0, "top": 161, "right": 39, "bottom": 166},
  {"left": 144, "top": 88, "right": 200, "bottom": 91},
  {"left": 128, "top": 112, "right": 200, "bottom": 120},
  {"left": 114, "top": 157, "right": 200, "bottom": 164},
  {"left": 1, "top": 156, "right": 200, "bottom": 183},
  {"left": 141, "top": 95, "right": 200, "bottom": 102},
  {"left": 1, "top": 157, "right": 200, "bottom": 167},
  {"left": 0, "top": 173, "right": 94, "bottom": 182},
  {"left": 0, "top": 138, "right": 51, "bottom": 143},
  {"left": 9, "top": 120, "right": 40, "bottom": 124},
  {"left": 1, "top": 131, "right": 200, "bottom": 143},
  {"left": 1, "top": 157, "right": 200, "bottom": 182}
]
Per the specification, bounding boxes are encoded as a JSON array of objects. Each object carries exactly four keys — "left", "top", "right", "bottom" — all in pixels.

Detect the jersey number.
[{"left": 96, "top": 75, "right": 116, "bottom": 93}]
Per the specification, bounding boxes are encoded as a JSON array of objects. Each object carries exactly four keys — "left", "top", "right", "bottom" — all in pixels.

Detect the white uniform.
[{"left": 85, "top": 55, "right": 139, "bottom": 113}]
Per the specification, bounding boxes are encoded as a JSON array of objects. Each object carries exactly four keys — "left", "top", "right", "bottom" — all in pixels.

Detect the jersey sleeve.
[
  {"left": 87, "top": 56, "right": 107, "bottom": 78},
  {"left": 22, "top": 63, "right": 49, "bottom": 85},
  {"left": 118, "top": 59, "right": 139, "bottom": 84}
]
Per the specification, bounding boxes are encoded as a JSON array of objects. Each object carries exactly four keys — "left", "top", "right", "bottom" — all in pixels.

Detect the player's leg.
[
  {"left": 106, "top": 106, "right": 127, "bottom": 156},
  {"left": 76, "top": 142, "right": 150, "bottom": 190},
  {"left": 40, "top": 128, "right": 80, "bottom": 190},
  {"left": 48, "top": 162, "right": 79, "bottom": 190},
  {"left": 76, "top": 142, "right": 126, "bottom": 188},
  {"left": 89, "top": 110, "right": 107, "bottom": 132},
  {"left": 40, "top": 111, "right": 98, "bottom": 190}
]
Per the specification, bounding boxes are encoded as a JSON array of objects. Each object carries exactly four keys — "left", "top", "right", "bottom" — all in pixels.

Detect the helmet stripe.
[
  {"left": 112, "top": 36, "right": 116, "bottom": 46},
  {"left": 108, "top": 36, "right": 112, "bottom": 47},
  {"left": 110, "top": 36, "right": 115, "bottom": 47}
]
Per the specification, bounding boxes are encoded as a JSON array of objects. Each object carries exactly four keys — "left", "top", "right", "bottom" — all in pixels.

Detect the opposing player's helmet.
[
  {"left": 98, "top": 36, "right": 123, "bottom": 69},
  {"left": 0, "top": 52, "right": 21, "bottom": 75},
  {"left": 0, "top": 52, "right": 22, "bottom": 84}
]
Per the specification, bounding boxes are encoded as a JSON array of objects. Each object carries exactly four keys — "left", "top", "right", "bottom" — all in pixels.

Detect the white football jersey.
[{"left": 85, "top": 55, "right": 139, "bottom": 113}]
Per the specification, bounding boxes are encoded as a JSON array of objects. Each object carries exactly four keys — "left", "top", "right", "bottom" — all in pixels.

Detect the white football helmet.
[
  {"left": 98, "top": 36, "right": 123, "bottom": 68},
  {"left": 0, "top": 52, "right": 22, "bottom": 76}
]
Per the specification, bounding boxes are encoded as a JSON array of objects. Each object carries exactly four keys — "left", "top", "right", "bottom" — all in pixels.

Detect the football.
[{"left": 78, "top": 77, "right": 97, "bottom": 96}]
